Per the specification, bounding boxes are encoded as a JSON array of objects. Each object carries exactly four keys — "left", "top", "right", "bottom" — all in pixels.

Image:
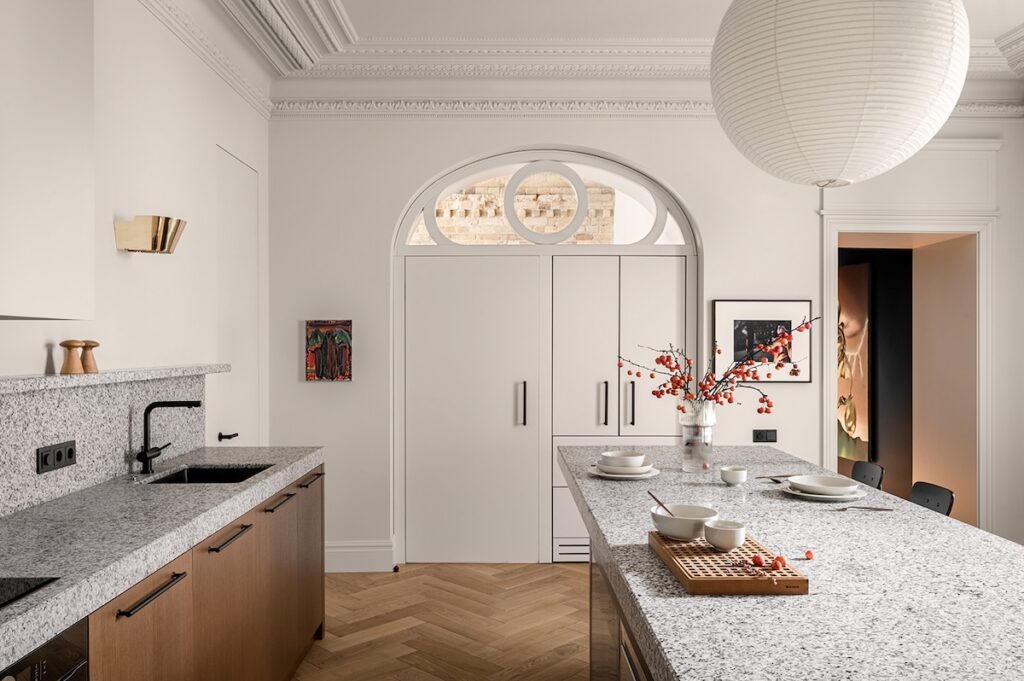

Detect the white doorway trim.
[{"left": 821, "top": 212, "right": 996, "bottom": 531}]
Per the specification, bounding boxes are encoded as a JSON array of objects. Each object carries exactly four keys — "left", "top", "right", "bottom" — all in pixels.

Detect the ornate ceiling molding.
[
  {"left": 271, "top": 97, "right": 1022, "bottom": 120},
  {"left": 138, "top": 0, "right": 272, "bottom": 118},
  {"left": 299, "top": 61, "right": 710, "bottom": 79},
  {"left": 996, "top": 24, "right": 1024, "bottom": 78},
  {"left": 218, "top": 0, "right": 317, "bottom": 73}
]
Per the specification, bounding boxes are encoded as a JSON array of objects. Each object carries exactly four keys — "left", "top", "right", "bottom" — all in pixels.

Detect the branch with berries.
[{"left": 617, "top": 317, "right": 819, "bottom": 415}]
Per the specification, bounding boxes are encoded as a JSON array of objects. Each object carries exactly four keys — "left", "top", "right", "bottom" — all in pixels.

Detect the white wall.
[
  {"left": 269, "top": 117, "right": 821, "bottom": 570},
  {"left": 913, "top": 235, "right": 978, "bottom": 526},
  {"left": 0, "top": 0, "right": 269, "bottom": 378}
]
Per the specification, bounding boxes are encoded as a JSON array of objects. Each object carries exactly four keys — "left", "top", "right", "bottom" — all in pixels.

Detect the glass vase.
[{"left": 679, "top": 401, "right": 716, "bottom": 473}]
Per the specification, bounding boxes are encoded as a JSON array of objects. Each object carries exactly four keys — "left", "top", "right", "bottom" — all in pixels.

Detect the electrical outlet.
[
  {"left": 36, "top": 440, "right": 77, "bottom": 474},
  {"left": 752, "top": 429, "right": 777, "bottom": 443}
]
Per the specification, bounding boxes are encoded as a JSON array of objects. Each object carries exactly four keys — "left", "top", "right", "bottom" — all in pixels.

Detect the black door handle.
[
  {"left": 630, "top": 380, "right": 636, "bottom": 426},
  {"left": 603, "top": 381, "right": 609, "bottom": 426},
  {"left": 300, "top": 472, "right": 325, "bottom": 488},
  {"left": 208, "top": 523, "right": 253, "bottom": 553},
  {"left": 265, "top": 493, "right": 297, "bottom": 513},
  {"left": 116, "top": 571, "right": 188, "bottom": 619},
  {"left": 522, "top": 381, "right": 528, "bottom": 426},
  {"left": 218, "top": 432, "right": 239, "bottom": 441}
]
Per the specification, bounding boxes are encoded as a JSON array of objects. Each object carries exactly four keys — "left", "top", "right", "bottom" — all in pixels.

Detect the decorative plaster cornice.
[
  {"left": 271, "top": 98, "right": 717, "bottom": 119},
  {"left": 298, "top": 61, "right": 710, "bottom": 79},
  {"left": 137, "top": 0, "right": 272, "bottom": 118},
  {"left": 218, "top": 0, "right": 316, "bottom": 74},
  {"left": 995, "top": 25, "right": 1024, "bottom": 78},
  {"left": 299, "top": 0, "right": 343, "bottom": 52},
  {"left": 271, "top": 97, "right": 1023, "bottom": 120}
]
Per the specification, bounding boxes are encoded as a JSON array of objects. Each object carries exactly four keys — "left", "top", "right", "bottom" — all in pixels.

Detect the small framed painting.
[
  {"left": 305, "top": 320, "right": 352, "bottom": 381},
  {"left": 712, "top": 300, "right": 813, "bottom": 383}
]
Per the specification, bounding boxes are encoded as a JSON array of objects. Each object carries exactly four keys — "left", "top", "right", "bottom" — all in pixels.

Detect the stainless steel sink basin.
[{"left": 146, "top": 465, "right": 271, "bottom": 484}]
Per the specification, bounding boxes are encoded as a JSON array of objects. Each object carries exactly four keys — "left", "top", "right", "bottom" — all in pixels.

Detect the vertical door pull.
[
  {"left": 630, "top": 380, "right": 636, "bottom": 426},
  {"left": 603, "top": 381, "right": 610, "bottom": 426},
  {"left": 522, "top": 381, "right": 528, "bottom": 426}
]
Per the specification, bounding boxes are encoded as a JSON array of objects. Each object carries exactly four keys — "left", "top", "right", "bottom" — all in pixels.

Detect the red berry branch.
[{"left": 617, "top": 317, "right": 819, "bottom": 415}]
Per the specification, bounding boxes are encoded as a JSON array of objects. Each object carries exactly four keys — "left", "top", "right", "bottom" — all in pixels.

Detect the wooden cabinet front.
[
  {"left": 89, "top": 551, "right": 194, "bottom": 681},
  {"left": 192, "top": 509, "right": 261, "bottom": 681},
  {"left": 257, "top": 486, "right": 301, "bottom": 681},
  {"left": 295, "top": 466, "right": 326, "bottom": 645}
]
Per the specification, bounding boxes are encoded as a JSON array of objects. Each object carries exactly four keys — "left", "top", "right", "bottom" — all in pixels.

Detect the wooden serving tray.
[{"left": 648, "top": 531, "right": 808, "bottom": 596}]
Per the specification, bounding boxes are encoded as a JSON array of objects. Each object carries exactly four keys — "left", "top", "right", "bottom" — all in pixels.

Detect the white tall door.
[
  {"left": 552, "top": 256, "right": 619, "bottom": 436},
  {"left": 405, "top": 256, "right": 540, "bottom": 562},
  {"left": 620, "top": 256, "right": 686, "bottom": 436},
  {"left": 206, "top": 149, "right": 260, "bottom": 446}
]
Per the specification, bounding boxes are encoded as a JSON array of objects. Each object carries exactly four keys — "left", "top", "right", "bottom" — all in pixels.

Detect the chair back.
[
  {"left": 851, "top": 461, "right": 884, "bottom": 490},
  {"left": 911, "top": 481, "right": 955, "bottom": 516}
]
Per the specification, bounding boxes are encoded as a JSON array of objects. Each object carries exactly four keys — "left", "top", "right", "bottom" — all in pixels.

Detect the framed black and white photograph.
[{"left": 712, "top": 300, "right": 813, "bottom": 383}]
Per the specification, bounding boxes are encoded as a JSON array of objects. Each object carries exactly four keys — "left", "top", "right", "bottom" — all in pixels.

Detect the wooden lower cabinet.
[
  {"left": 89, "top": 468, "right": 325, "bottom": 681},
  {"left": 89, "top": 551, "right": 194, "bottom": 681},
  {"left": 193, "top": 509, "right": 261, "bottom": 681}
]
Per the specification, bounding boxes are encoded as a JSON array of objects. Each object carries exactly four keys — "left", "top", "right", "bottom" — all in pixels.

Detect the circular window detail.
[{"left": 503, "top": 162, "right": 589, "bottom": 244}]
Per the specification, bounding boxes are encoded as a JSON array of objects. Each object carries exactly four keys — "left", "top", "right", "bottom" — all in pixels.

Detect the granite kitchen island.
[{"left": 558, "top": 445, "right": 1024, "bottom": 680}]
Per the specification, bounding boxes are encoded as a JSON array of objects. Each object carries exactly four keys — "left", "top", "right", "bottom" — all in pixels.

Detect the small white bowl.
[
  {"left": 720, "top": 465, "right": 748, "bottom": 486},
  {"left": 600, "top": 450, "right": 645, "bottom": 468},
  {"left": 650, "top": 504, "right": 718, "bottom": 542},
  {"left": 788, "top": 475, "right": 859, "bottom": 496},
  {"left": 704, "top": 519, "right": 746, "bottom": 552}
]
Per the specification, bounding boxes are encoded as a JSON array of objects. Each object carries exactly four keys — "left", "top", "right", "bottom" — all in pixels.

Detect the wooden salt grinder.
[
  {"left": 59, "top": 340, "right": 85, "bottom": 375},
  {"left": 81, "top": 340, "right": 100, "bottom": 374}
]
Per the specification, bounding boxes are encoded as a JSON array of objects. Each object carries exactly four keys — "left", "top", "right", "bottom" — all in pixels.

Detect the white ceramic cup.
[
  {"left": 704, "top": 519, "right": 746, "bottom": 552},
  {"left": 720, "top": 465, "right": 748, "bottom": 486}
]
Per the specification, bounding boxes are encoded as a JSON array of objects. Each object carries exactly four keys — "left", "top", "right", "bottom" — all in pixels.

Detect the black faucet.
[{"left": 136, "top": 400, "right": 201, "bottom": 474}]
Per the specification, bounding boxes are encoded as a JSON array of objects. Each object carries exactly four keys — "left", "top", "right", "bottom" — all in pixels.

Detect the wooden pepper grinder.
[
  {"left": 59, "top": 340, "right": 85, "bottom": 375},
  {"left": 81, "top": 340, "right": 100, "bottom": 374}
]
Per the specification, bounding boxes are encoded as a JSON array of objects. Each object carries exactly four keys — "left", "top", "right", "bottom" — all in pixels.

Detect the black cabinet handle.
[
  {"left": 208, "top": 523, "right": 253, "bottom": 553},
  {"left": 300, "top": 472, "right": 325, "bottom": 488},
  {"left": 630, "top": 380, "right": 636, "bottom": 426},
  {"left": 218, "top": 432, "right": 239, "bottom": 441},
  {"left": 522, "top": 381, "right": 528, "bottom": 426},
  {"left": 116, "top": 571, "right": 187, "bottom": 619},
  {"left": 265, "top": 492, "right": 297, "bottom": 513},
  {"left": 603, "top": 381, "right": 610, "bottom": 426}
]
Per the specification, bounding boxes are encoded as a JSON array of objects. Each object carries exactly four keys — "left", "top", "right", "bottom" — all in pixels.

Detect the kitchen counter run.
[
  {"left": 0, "top": 446, "right": 322, "bottom": 667},
  {"left": 559, "top": 445, "right": 1024, "bottom": 680}
]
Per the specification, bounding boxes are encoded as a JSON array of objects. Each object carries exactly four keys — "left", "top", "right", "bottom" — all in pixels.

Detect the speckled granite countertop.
[
  {"left": 0, "top": 446, "right": 322, "bottom": 668},
  {"left": 559, "top": 445, "right": 1024, "bottom": 681}
]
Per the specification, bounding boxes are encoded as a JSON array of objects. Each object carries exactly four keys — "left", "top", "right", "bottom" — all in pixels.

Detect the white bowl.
[
  {"left": 704, "top": 519, "right": 746, "bottom": 552},
  {"left": 787, "top": 475, "right": 860, "bottom": 496},
  {"left": 650, "top": 504, "right": 718, "bottom": 542},
  {"left": 720, "top": 465, "right": 748, "bottom": 486},
  {"left": 600, "top": 450, "right": 646, "bottom": 468}
]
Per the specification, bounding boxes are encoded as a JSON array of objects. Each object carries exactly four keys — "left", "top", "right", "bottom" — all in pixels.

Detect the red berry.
[
  {"left": 752, "top": 553, "right": 765, "bottom": 567},
  {"left": 617, "top": 361, "right": 624, "bottom": 368},
  {"left": 805, "top": 550, "right": 814, "bottom": 560},
  {"left": 771, "top": 559, "right": 782, "bottom": 571}
]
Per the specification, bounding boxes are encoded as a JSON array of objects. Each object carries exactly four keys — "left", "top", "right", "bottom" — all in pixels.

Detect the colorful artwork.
[
  {"left": 837, "top": 264, "right": 870, "bottom": 461},
  {"left": 305, "top": 320, "right": 352, "bottom": 381}
]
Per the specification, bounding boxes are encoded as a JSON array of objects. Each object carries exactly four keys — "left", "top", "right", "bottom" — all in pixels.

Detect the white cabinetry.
[{"left": 0, "top": 0, "right": 94, "bottom": 319}]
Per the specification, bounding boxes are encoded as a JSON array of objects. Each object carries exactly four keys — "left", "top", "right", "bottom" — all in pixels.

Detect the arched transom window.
[{"left": 396, "top": 150, "right": 697, "bottom": 253}]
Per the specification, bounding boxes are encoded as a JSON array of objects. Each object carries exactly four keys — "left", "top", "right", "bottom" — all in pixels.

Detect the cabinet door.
[
  {"left": 193, "top": 510, "right": 260, "bottom": 681},
  {"left": 620, "top": 257, "right": 687, "bottom": 436},
  {"left": 89, "top": 552, "right": 194, "bottom": 681},
  {"left": 295, "top": 466, "right": 325, "bottom": 645},
  {"left": 406, "top": 256, "right": 540, "bottom": 562},
  {"left": 552, "top": 256, "right": 619, "bottom": 436},
  {"left": 257, "top": 488, "right": 301, "bottom": 681}
]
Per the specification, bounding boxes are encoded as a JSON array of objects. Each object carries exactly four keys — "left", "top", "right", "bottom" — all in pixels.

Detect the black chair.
[
  {"left": 851, "top": 461, "right": 884, "bottom": 490},
  {"left": 911, "top": 481, "right": 955, "bottom": 516}
]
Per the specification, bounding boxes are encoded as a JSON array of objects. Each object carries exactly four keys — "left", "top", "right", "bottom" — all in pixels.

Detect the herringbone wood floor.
[{"left": 292, "top": 563, "right": 590, "bottom": 681}]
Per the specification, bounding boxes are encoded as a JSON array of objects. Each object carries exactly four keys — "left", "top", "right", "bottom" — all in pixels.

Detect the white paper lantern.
[{"left": 710, "top": 0, "right": 969, "bottom": 187}]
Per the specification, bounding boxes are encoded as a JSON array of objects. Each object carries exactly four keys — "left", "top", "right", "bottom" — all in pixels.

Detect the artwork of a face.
[
  {"left": 837, "top": 264, "right": 870, "bottom": 461},
  {"left": 305, "top": 320, "right": 352, "bottom": 381}
]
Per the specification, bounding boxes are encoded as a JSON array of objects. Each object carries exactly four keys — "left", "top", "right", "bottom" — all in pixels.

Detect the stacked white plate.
[
  {"left": 588, "top": 450, "right": 661, "bottom": 480},
  {"left": 781, "top": 475, "right": 866, "bottom": 502}
]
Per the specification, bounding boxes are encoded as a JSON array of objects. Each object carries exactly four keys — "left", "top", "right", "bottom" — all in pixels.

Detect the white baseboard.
[{"left": 325, "top": 539, "right": 395, "bottom": 572}]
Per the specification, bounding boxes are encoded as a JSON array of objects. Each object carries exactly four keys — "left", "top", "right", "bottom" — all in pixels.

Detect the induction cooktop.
[{"left": 0, "top": 577, "right": 58, "bottom": 609}]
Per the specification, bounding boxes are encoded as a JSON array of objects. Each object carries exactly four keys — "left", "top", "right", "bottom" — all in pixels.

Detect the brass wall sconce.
[{"left": 114, "top": 215, "right": 187, "bottom": 253}]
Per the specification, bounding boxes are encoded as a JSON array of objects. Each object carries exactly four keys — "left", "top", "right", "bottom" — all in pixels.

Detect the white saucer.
[
  {"left": 780, "top": 482, "right": 867, "bottom": 502},
  {"left": 597, "top": 461, "right": 654, "bottom": 475},
  {"left": 588, "top": 467, "right": 661, "bottom": 480}
]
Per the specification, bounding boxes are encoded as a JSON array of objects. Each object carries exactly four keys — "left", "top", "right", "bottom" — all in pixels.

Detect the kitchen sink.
[{"left": 146, "top": 465, "right": 271, "bottom": 484}]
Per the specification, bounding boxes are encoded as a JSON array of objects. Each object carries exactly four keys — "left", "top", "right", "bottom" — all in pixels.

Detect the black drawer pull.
[
  {"left": 300, "top": 472, "right": 325, "bottom": 489},
  {"left": 209, "top": 523, "right": 253, "bottom": 553},
  {"left": 116, "top": 571, "right": 187, "bottom": 619},
  {"left": 218, "top": 432, "right": 239, "bottom": 441},
  {"left": 265, "top": 493, "right": 297, "bottom": 513},
  {"left": 603, "top": 380, "right": 610, "bottom": 426}
]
